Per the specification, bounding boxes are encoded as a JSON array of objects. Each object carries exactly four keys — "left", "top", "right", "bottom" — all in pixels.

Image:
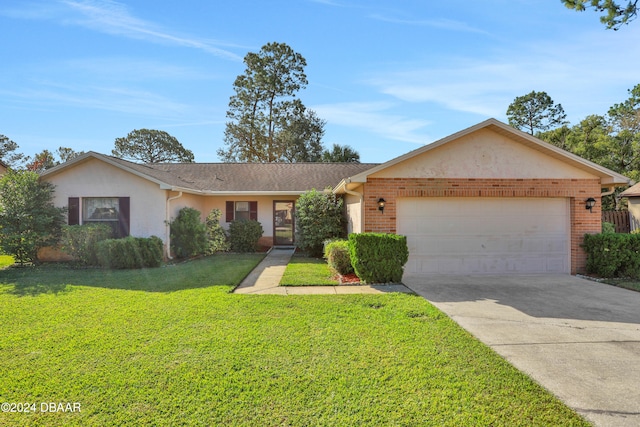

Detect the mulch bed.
[{"left": 336, "top": 273, "right": 361, "bottom": 285}]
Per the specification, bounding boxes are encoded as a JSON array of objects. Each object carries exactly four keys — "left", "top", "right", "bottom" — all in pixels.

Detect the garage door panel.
[{"left": 397, "top": 198, "right": 569, "bottom": 275}]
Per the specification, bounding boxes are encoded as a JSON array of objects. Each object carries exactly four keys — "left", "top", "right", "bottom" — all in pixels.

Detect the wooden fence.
[{"left": 602, "top": 211, "right": 631, "bottom": 233}]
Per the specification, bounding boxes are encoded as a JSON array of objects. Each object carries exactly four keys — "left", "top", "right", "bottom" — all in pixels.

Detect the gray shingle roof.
[{"left": 104, "top": 155, "right": 378, "bottom": 193}]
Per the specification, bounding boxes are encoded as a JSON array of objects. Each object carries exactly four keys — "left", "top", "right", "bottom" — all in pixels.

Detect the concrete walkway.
[{"left": 233, "top": 247, "right": 412, "bottom": 295}]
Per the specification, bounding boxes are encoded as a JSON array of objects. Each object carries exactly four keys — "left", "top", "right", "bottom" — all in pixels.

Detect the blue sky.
[{"left": 1, "top": 0, "right": 639, "bottom": 164}]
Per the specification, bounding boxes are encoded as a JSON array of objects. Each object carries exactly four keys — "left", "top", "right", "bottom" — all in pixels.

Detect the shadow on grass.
[
  {"left": 0, "top": 254, "right": 265, "bottom": 294},
  {"left": 8, "top": 282, "right": 71, "bottom": 296}
]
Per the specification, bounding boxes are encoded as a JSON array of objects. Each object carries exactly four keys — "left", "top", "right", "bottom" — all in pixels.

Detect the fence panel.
[{"left": 602, "top": 211, "right": 630, "bottom": 233}]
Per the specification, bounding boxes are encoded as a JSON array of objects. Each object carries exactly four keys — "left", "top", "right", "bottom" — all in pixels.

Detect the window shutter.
[
  {"left": 249, "top": 201, "right": 258, "bottom": 221},
  {"left": 117, "top": 197, "right": 130, "bottom": 237},
  {"left": 68, "top": 197, "right": 80, "bottom": 225},
  {"left": 226, "top": 201, "right": 234, "bottom": 222}
]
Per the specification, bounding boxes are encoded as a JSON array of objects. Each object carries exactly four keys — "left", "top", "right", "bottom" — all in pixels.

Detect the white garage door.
[{"left": 397, "top": 198, "right": 569, "bottom": 275}]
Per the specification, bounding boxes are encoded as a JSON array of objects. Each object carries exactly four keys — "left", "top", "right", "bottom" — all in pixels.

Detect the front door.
[{"left": 274, "top": 201, "right": 295, "bottom": 246}]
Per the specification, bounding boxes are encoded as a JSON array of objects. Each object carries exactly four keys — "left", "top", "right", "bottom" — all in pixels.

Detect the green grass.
[
  {"left": 600, "top": 278, "right": 640, "bottom": 292},
  {"left": 279, "top": 255, "right": 339, "bottom": 286},
  {"left": 0, "top": 255, "right": 14, "bottom": 269},
  {"left": 0, "top": 256, "right": 588, "bottom": 426}
]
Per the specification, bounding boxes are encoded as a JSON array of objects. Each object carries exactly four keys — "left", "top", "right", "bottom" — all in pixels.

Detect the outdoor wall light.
[
  {"left": 585, "top": 197, "right": 596, "bottom": 213},
  {"left": 377, "top": 198, "right": 386, "bottom": 213}
]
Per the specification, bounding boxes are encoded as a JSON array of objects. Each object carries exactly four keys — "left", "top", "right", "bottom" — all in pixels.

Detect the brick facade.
[{"left": 363, "top": 177, "right": 602, "bottom": 274}]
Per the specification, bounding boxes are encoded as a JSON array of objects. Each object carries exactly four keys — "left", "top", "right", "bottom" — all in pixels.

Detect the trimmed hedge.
[
  {"left": 96, "top": 236, "right": 163, "bottom": 269},
  {"left": 60, "top": 224, "right": 112, "bottom": 265},
  {"left": 349, "top": 233, "right": 408, "bottom": 284},
  {"left": 582, "top": 233, "right": 640, "bottom": 278},
  {"left": 324, "top": 239, "right": 354, "bottom": 276},
  {"left": 228, "top": 219, "right": 263, "bottom": 253}
]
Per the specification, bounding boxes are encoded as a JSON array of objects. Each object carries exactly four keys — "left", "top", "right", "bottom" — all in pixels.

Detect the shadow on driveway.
[
  {"left": 404, "top": 274, "right": 640, "bottom": 324},
  {"left": 403, "top": 274, "right": 640, "bottom": 427}
]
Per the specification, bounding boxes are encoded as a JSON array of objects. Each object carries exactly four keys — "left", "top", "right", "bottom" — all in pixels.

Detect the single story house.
[{"left": 41, "top": 118, "right": 631, "bottom": 275}]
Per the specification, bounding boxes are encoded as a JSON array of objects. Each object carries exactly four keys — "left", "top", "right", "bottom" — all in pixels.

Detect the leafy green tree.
[
  {"left": 279, "top": 108, "right": 326, "bottom": 162},
  {"left": 113, "top": 129, "right": 194, "bottom": 163},
  {"left": 295, "top": 189, "right": 345, "bottom": 257},
  {"left": 26, "top": 147, "right": 85, "bottom": 172},
  {"left": 322, "top": 144, "right": 360, "bottom": 163},
  {"left": 56, "top": 147, "right": 84, "bottom": 163},
  {"left": 563, "top": 0, "right": 638, "bottom": 29},
  {"left": 0, "top": 134, "right": 26, "bottom": 168},
  {"left": 604, "top": 84, "right": 640, "bottom": 178},
  {"left": 218, "top": 42, "right": 325, "bottom": 163},
  {"left": 26, "top": 150, "right": 56, "bottom": 172},
  {"left": 0, "top": 170, "right": 66, "bottom": 264},
  {"left": 507, "top": 91, "right": 567, "bottom": 135}
]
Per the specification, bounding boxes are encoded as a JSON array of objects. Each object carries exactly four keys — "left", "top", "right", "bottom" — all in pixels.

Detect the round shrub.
[
  {"left": 228, "top": 219, "right": 263, "bottom": 253},
  {"left": 324, "top": 239, "right": 353, "bottom": 275},
  {"left": 170, "top": 207, "right": 207, "bottom": 258},
  {"left": 295, "top": 189, "right": 345, "bottom": 257}
]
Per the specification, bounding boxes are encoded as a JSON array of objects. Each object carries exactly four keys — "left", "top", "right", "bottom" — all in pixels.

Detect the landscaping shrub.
[
  {"left": 228, "top": 219, "right": 263, "bottom": 253},
  {"left": 170, "top": 207, "right": 207, "bottom": 258},
  {"left": 295, "top": 189, "right": 346, "bottom": 257},
  {"left": 349, "top": 233, "right": 408, "bottom": 283},
  {"left": 602, "top": 221, "right": 616, "bottom": 234},
  {"left": 205, "top": 208, "right": 230, "bottom": 254},
  {"left": 324, "top": 239, "right": 354, "bottom": 276},
  {"left": 60, "top": 224, "right": 112, "bottom": 265},
  {"left": 0, "top": 170, "right": 66, "bottom": 265},
  {"left": 96, "top": 236, "right": 163, "bottom": 269},
  {"left": 582, "top": 232, "right": 640, "bottom": 277}
]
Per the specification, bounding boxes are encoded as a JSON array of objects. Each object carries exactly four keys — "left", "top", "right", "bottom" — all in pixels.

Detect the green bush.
[
  {"left": 582, "top": 232, "right": 640, "bottom": 277},
  {"left": 0, "top": 170, "right": 66, "bottom": 265},
  {"left": 96, "top": 236, "right": 163, "bottom": 269},
  {"left": 295, "top": 189, "right": 345, "bottom": 257},
  {"left": 602, "top": 221, "right": 616, "bottom": 234},
  {"left": 205, "top": 209, "right": 230, "bottom": 254},
  {"left": 170, "top": 207, "right": 207, "bottom": 258},
  {"left": 228, "top": 219, "right": 263, "bottom": 253},
  {"left": 60, "top": 224, "right": 112, "bottom": 265},
  {"left": 324, "top": 239, "right": 353, "bottom": 276},
  {"left": 349, "top": 233, "right": 408, "bottom": 284}
]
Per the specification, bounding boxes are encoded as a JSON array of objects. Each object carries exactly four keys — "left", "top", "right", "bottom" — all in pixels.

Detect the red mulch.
[{"left": 337, "top": 273, "right": 361, "bottom": 285}]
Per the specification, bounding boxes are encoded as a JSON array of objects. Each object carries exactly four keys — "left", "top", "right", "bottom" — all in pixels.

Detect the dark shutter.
[
  {"left": 249, "top": 201, "right": 258, "bottom": 221},
  {"left": 117, "top": 197, "right": 130, "bottom": 237},
  {"left": 68, "top": 197, "right": 80, "bottom": 225},
  {"left": 226, "top": 201, "right": 234, "bottom": 222}
]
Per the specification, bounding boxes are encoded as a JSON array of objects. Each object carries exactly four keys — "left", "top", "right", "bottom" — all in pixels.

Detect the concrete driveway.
[{"left": 403, "top": 274, "right": 640, "bottom": 427}]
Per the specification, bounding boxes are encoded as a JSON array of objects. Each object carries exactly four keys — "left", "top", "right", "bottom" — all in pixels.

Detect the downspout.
[
  {"left": 601, "top": 186, "right": 615, "bottom": 198},
  {"left": 601, "top": 186, "right": 617, "bottom": 210},
  {"left": 165, "top": 191, "right": 183, "bottom": 260}
]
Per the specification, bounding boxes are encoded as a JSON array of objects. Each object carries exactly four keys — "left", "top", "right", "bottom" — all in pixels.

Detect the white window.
[
  {"left": 235, "top": 201, "right": 250, "bottom": 221},
  {"left": 83, "top": 198, "right": 119, "bottom": 222}
]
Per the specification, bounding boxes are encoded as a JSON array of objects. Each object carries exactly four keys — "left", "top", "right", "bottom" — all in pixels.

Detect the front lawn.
[
  {"left": 279, "top": 255, "right": 338, "bottom": 286},
  {"left": 0, "top": 256, "right": 588, "bottom": 426}
]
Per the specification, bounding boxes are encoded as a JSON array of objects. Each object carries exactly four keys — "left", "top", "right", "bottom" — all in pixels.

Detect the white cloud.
[
  {"left": 5, "top": 0, "right": 243, "bottom": 61},
  {"left": 313, "top": 101, "right": 432, "bottom": 144},
  {"left": 1, "top": 81, "right": 190, "bottom": 118},
  {"left": 365, "top": 23, "right": 640, "bottom": 125},
  {"left": 369, "top": 14, "right": 490, "bottom": 35}
]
